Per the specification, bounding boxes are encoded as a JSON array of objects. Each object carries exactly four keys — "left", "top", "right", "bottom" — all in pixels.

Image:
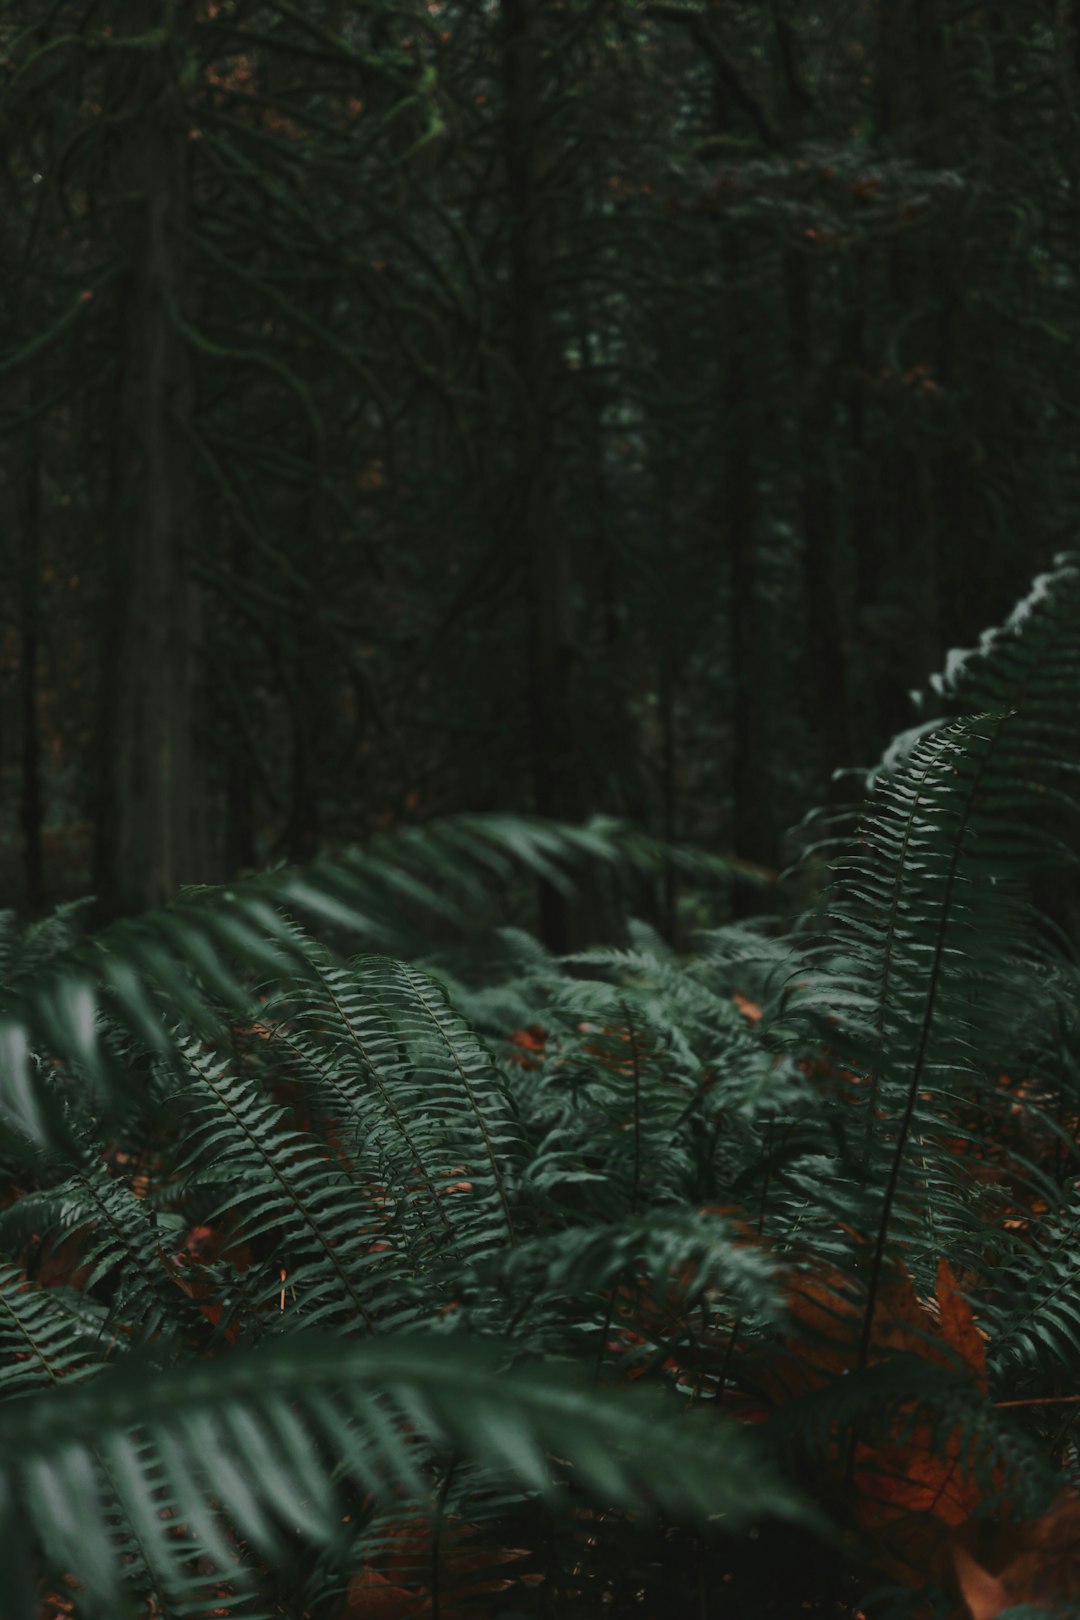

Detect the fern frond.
[
  {"left": 0, "top": 1332, "right": 814, "bottom": 1617},
  {"left": 783, "top": 715, "right": 1075, "bottom": 1312},
  {"left": 228, "top": 946, "right": 524, "bottom": 1311},
  {"left": 466, "top": 1208, "right": 785, "bottom": 1371},
  {"left": 0, "top": 815, "right": 717, "bottom": 1153},
  {"left": 0, "top": 1264, "right": 110, "bottom": 1397},
  {"left": 983, "top": 1191, "right": 1080, "bottom": 1381},
  {"left": 174, "top": 1040, "right": 397, "bottom": 1334},
  {"left": 0, "top": 1156, "right": 209, "bottom": 1346}
]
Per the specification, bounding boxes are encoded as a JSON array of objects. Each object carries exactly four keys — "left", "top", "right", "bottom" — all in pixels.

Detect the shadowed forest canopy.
[
  {"left": 2, "top": 0, "right": 1078, "bottom": 938},
  {"left": 6, "top": 6, "right": 1080, "bottom": 1620}
]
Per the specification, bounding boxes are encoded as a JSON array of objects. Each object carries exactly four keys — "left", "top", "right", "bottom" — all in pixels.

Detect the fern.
[
  {"left": 0, "top": 813, "right": 731, "bottom": 1152},
  {"left": 5, "top": 565, "right": 1080, "bottom": 1614},
  {"left": 776, "top": 568, "right": 1080, "bottom": 1322},
  {"left": 0, "top": 1334, "right": 809, "bottom": 1616}
]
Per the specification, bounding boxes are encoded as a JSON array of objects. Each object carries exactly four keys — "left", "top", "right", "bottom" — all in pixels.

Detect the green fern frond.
[
  {"left": 783, "top": 710, "right": 1073, "bottom": 1304},
  {"left": 983, "top": 1191, "right": 1080, "bottom": 1381},
  {"left": 466, "top": 1208, "right": 785, "bottom": 1369},
  {"left": 0, "top": 1332, "right": 815, "bottom": 1618},
  {"left": 0, "top": 1264, "right": 110, "bottom": 1396},
  {"left": 0, "top": 815, "right": 721, "bottom": 1154},
  {"left": 251, "top": 946, "right": 523, "bottom": 1279},
  {"left": 0, "top": 1157, "right": 209, "bottom": 1346},
  {"left": 174, "top": 1040, "right": 396, "bottom": 1334}
]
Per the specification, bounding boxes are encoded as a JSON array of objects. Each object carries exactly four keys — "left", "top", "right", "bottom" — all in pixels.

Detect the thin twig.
[{"left": 995, "top": 1394, "right": 1080, "bottom": 1409}]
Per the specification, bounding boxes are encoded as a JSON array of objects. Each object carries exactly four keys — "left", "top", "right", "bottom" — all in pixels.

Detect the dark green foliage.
[
  {"left": 0, "top": 814, "right": 731, "bottom": 1148},
  {"left": 5, "top": 562, "right": 1080, "bottom": 1616}
]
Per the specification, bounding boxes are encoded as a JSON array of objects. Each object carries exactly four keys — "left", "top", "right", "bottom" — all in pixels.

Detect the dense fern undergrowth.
[{"left": 7, "top": 563, "right": 1080, "bottom": 1619}]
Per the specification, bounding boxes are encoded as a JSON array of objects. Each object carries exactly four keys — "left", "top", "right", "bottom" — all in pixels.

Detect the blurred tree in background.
[{"left": 1, "top": 0, "right": 1077, "bottom": 943}]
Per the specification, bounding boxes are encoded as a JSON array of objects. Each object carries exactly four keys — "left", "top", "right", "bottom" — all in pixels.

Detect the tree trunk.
[
  {"left": 501, "top": 0, "right": 580, "bottom": 951},
  {"left": 724, "top": 239, "right": 773, "bottom": 910},
  {"left": 863, "top": 0, "right": 943, "bottom": 739},
  {"left": 94, "top": 12, "right": 203, "bottom": 916},
  {"left": 19, "top": 410, "right": 43, "bottom": 911},
  {"left": 223, "top": 530, "right": 256, "bottom": 876},
  {"left": 786, "top": 251, "right": 851, "bottom": 787}
]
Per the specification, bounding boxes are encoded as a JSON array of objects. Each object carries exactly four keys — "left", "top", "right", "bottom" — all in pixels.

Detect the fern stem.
[
  {"left": 857, "top": 719, "right": 1002, "bottom": 1371},
  {"left": 860, "top": 731, "right": 955, "bottom": 1177}
]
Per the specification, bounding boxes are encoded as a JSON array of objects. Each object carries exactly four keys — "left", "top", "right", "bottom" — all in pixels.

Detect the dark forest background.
[{"left": 1, "top": 0, "right": 1076, "bottom": 942}]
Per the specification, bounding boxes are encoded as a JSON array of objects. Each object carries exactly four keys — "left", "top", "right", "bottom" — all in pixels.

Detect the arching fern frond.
[
  {"left": 0, "top": 1332, "right": 814, "bottom": 1619},
  {"left": 0, "top": 814, "right": 722, "bottom": 1153},
  {"left": 776, "top": 551, "right": 1080, "bottom": 1345},
  {"left": 982, "top": 1190, "right": 1080, "bottom": 1383}
]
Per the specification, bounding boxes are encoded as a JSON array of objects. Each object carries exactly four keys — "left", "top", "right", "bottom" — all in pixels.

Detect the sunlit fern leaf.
[{"left": 0, "top": 1332, "right": 815, "bottom": 1619}]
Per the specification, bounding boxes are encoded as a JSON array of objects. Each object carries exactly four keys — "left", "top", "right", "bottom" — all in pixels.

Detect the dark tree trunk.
[
  {"left": 285, "top": 689, "right": 321, "bottom": 866},
  {"left": 695, "top": 18, "right": 781, "bottom": 900},
  {"left": 226, "top": 748, "right": 256, "bottom": 875},
  {"left": 224, "top": 534, "right": 256, "bottom": 876},
  {"left": 846, "top": 247, "right": 882, "bottom": 760},
  {"left": 786, "top": 253, "right": 852, "bottom": 786},
  {"left": 868, "top": 0, "right": 942, "bottom": 734},
  {"left": 94, "top": 13, "right": 203, "bottom": 916},
  {"left": 658, "top": 664, "right": 678, "bottom": 938},
  {"left": 724, "top": 240, "right": 773, "bottom": 910},
  {"left": 501, "top": 0, "right": 580, "bottom": 951},
  {"left": 19, "top": 411, "right": 43, "bottom": 910}
]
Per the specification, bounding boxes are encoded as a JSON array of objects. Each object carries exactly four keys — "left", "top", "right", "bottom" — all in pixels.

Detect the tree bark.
[
  {"left": 724, "top": 238, "right": 773, "bottom": 909},
  {"left": 501, "top": 0, "right": 580, "bottom": 951},
  {"left": 223, "top": 528, "right": 256, "bottom": 877},
  {"left": 867, "top": 0, "right": 942, "bottom": 735},
  {"left": 786, "top": 252, "right": 852, "bottom": 784},
  {"left": 19, "top": 409, "right": 43, "bottom": 911},
  {"left": 94, "top": 12, "right": 203, "bottom": 916}
]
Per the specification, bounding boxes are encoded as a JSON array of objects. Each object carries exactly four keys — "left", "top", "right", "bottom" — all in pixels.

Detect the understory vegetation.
[{"left": 6, "top": 558, "right": 1080, "bottom": 1619}]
